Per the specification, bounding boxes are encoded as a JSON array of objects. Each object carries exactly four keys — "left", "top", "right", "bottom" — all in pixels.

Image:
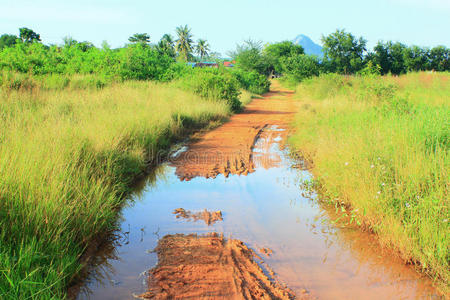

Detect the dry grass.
[
  {"left": 0, "top": 80, "right": 232, "bottom": 299},
  {"left": 289, "top": 72, "right": 449, "bottom": 293}
]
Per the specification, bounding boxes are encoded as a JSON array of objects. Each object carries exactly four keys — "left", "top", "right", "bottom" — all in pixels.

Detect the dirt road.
[
  {"left": 139, "top": 83, "right": 302, "bottom": 299},
  {"left": 171, "top": 82, "right": 297, "bottom": 180},
  {"left": 139, "top": 234, "right": 297, "bottom": 300}
]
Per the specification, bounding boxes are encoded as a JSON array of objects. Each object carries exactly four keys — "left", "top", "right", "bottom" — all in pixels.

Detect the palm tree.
[
  {"left": 161, "top": 34, "right": 174, "bottom": 48},
  {"left": 128, "top": 33, "right": 150, "bottom": 45},
  {"left": 175, "top": 25, "right": 193, "bottom": 61},
  {"left": 158, "top": 34, "right": 175, "bottom": 57},
  {"left": 195, "top": 39, "right": 210, "bottom": 59}
]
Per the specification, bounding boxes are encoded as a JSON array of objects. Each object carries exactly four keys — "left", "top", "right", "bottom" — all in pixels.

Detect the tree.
[
  {"left": 230, "top": 40, "right": 272, "bottom": 76},
  {"left": 175, "top": 25, "right": 193, "bottom": 61},
  {"left": 264, "top": 41, "right": 304, "bottom": 74},
  {"left": 280, "top": 54, "right": 320, "bottom": 81},
  {"left": 157, "top": 34, "right": 176, "bottom": 58},
  {"left": 369, "top": 41, "right": 407, "bottom": 75},
  {"left": 19, "top": 27, "right": 41, "bottom": 43},
  {"left": 63, "top": 36, "right": 78, "bottom": 47},
  {"left": 195, "top": 39, "right": 210, "bottom": 59},
  {"left": 321, "top": 29, "right": 366, "bottom": 74},
  {"left": 0, "top": 34, "right": 18, "bottom": 49},
  {"left": 128, "top": 33, "right": 150, "bottom": 45},
  {"left": 428, "top": 46, "right": 449, "bottom": 71},
  {"left": 403, "top": 45, "right": 428, "bottom": 72},
  {"left": 388, "top": 42, "right": 407, "bottom": 75},
  {"left": 78, "top": 41, "right": 95, "bottom": 52}
]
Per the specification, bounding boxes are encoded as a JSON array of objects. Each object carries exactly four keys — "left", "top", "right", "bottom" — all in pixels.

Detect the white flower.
[
  {"left": 381, "top": 183, "right": 385, "bottom": 186},
  {"left": 371, "top": 164, "right": 375, "bottom": 168},
  {"left": 345, "top": 162, "right": 349, "bottom": 166},
  {"left": 405, "top": 202, "right": 410, "bottom": 208},
  {"left": 377, "top": 191, "right": 381, "bottom": 194}
]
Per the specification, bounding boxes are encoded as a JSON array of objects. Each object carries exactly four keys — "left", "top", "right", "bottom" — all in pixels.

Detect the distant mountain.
[{"left": 293, "top": 34, "right": 323, "bottom": 58}]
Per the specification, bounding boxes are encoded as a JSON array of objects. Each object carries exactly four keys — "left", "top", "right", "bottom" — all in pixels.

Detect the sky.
[{"left": 1, "top": 0, "right": 449, "bottom": 55}]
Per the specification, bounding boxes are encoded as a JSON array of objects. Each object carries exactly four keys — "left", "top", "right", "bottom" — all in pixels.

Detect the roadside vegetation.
[
  {"left": 226, "top": 29, "right": 449, "bottom": 292},
  {"left": 0, "top": 24, "right": 448, "bottom": 298},
  {"left": 289, "top": 72, "right": 449, "bottom": 293},
  {"left": 0, "top": 26, "right": 268, "bottom": 299}
]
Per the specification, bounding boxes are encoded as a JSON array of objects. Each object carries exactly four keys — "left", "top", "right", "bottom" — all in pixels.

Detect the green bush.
[
  {"left": 178, "top": 68, "right": 242, "bottom": 112},
  {"left": 161, "top": 62, "right": 193, "bottom": 82},
  {"left": 0, "top": 42, "right": 174, "bottom": 81},
  {"left": 119, "top": 44, "right": 173, "bottom": 81},
  {"left": 231, "top": 69, "right": 270, "bottom": 94},
  {"left": 280, "top": 54, "right": 320, "bottom": 82}
]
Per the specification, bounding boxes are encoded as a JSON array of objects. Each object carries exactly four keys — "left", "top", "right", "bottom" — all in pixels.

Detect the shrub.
[
  {"left": 118, "top": 44, "right": 174, "bottom": 81},
  {"left": 280, "top": 54, "right": 320, "bottom": 82},
  {"left": 178, "top": 68, "right": 242, "bottom": 112},
  {"left": 231, "top": 69, "right": 270, "bottom": 94}
]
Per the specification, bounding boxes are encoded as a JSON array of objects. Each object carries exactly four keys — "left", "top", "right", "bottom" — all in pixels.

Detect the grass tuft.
[{"left": 289, "top": 72, "right": 449, "bottom": 293}]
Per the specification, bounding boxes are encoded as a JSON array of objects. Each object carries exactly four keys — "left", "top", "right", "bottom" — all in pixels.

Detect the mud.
[
  {"left": 138, "top": 234, "right": 300, "bottom": 300},
  {"left": 173, "top": 208, "right": 223, "bottom": 226},
  {"left": 170, "top": 84, "right": 297, "bottom": 180},
  {"left": 76, "top": 82, "right": 442, "bottom": 300}
]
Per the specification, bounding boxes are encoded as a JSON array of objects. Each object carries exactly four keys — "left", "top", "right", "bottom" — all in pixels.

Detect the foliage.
[
  {"left": 321, "top": 29, "right": 367, "bottom": 74},
  {"left": 230, "top": 40, "right": 272, "bottom": 76},
  {"left": 195, "top": 39, "right": 210, "bottom": 59},
  {"left": 175, "top": 25, "right": 193, "bottom": 62},
  {"left": 402, "top": 45, "right": 429, "bottom": 72},
  {"left": 370, "top": 41, "right": 407, "bottom": 75},
  {"left": 157, "top": 34, "right": 176, "bottom": 58},
  {"left": 0, "top": 34, "right": 17, "bottom": 50},
  {"left": 428, "top": 46, "right": 449, "bottom": 72},
  {"left": 264, "top": 41, "right": 304, "bottom": 74},
  {"left": 0, "top": 41, "right": 173, "bottom": 81},
  {"left": 357, "top": 60, "right": 381, "bottom": 76},
  {"left": 280, "top": 54, "right": 320, "bottom": 82},
  {"left": 0, "top": 80, "right": 231, "bottom": 299},
  {"left": 19, "top": 27, "right": 41, "bottom": 43},
  {"left": 290, "top": 72, "right": 449, "bottom": 293},
  {"left": 128, "top": 33, "right": 150, "bottom": 45},
  {"left": 177, "top": 68, "right": 242, "bottom": 112},
  {"left": 231, "top": 68, "right": 270, "bottom": 94},
  {"left": 119, "top": 44, "right": 173, "bottom": 80}
]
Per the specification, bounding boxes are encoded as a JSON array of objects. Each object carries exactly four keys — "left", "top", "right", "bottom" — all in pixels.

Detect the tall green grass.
[
  {"left": 0, "top": 79, "right": 232, "bottom": 299},
  {"left": 289, "top": 72, "right": 449, "bottom": 293}
]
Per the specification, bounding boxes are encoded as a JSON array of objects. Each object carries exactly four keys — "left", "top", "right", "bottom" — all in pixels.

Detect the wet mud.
[
  {"left": 138, "top": 233, "right": 298, "bottom": 300},
  {"left": 170, "top": 86, "right": 297, "bottom": 180},
  {"left": 76, "top": 82, "right": 442, "bottom": 300}
]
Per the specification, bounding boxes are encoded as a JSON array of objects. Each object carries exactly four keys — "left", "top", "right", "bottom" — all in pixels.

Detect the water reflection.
[{"left": 74, "top": 126, "right": 442, "bottom": 299}]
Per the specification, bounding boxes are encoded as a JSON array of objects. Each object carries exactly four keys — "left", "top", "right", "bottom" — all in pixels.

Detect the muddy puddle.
[{"left": 75, "top": 86, "right": 441, "bottom": 299}]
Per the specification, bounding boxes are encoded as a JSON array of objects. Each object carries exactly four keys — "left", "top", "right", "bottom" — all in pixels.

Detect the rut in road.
[{"left": 171, "top": 82, "right": 298, "bottom": 180}]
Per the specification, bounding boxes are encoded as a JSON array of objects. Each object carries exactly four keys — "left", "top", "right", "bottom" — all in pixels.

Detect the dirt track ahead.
[
  {"left": 171, "top": 82, "right": 297, "bottom": 180},
  {"left": 138, "top": 83, "right": 303, "bottom": 299}
]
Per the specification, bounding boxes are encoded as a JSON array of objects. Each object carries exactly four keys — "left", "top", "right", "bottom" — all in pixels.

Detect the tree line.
[
  {"left": 229, "top": 29, "right": 449, "bottom": 83},
  {"left": 0, "top": 26, "right": 272, "bottom": 113},
  {"left": 0, "top": 25, "right": 214, "bottom": 63},
  {"left": 1, "top": 27, "right": 448, "bottom": 85}
]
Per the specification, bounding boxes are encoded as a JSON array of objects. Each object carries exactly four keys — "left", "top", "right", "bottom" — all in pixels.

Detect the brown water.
[{"left": 75, "top": 125, "right": 441, "bottom": 299}]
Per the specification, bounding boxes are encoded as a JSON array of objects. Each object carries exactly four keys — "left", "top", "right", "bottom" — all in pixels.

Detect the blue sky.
[{"left": 1, "top": 0, "right": 449, "bottom": 54}]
